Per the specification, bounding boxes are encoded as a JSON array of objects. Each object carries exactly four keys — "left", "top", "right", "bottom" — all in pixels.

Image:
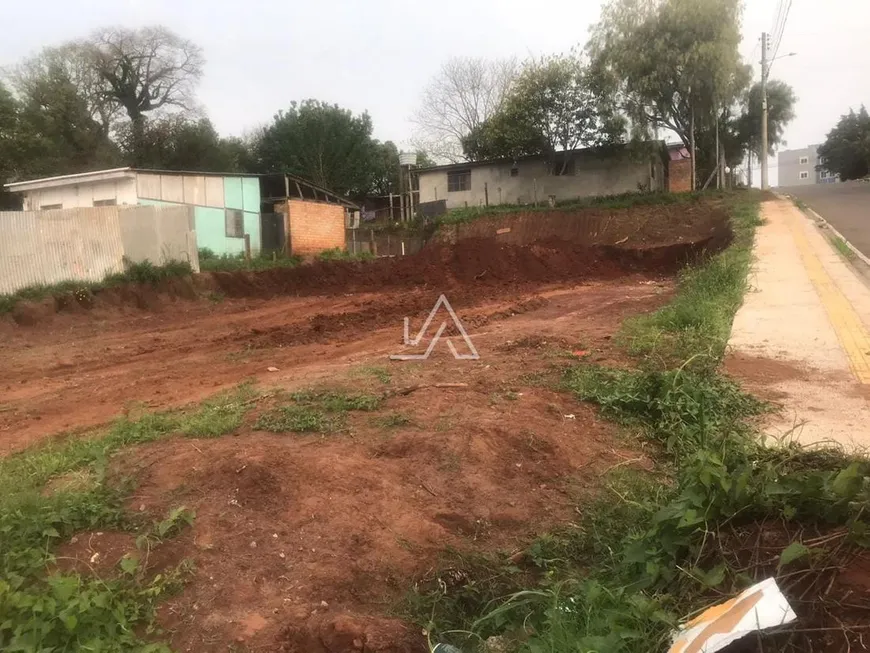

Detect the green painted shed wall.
[{"left": 138, "top": 176, "right": 261, "bottom": 256}]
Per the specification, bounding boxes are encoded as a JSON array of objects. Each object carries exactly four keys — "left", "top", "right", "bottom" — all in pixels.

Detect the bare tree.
[
  {"left": 412, "top": 56, "right": 517, "bottom": 163},
  {"left": 88, "top": 26, "right": 204, "bottom": 161}
]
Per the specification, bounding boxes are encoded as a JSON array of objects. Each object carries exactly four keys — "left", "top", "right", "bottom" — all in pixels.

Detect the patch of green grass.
[
  {"left": 829, "top": 235, "right": 857, "bottom": 261},
  {"left": 0, "top": 259, "right": 193, "bottom": 314},
  {"left": 792, "top": 197, "right": 809, "bottom": 212},
  {"left": 255, "top": 405, "right": 340, "bottom": 433},
  {"left": 349, "top": 365, "right": 393, "bottom": 384},
  {"left": 0, "top": 403, "right": 217, "bottom": 650},
  {"left": 371, "top": 412, "right": 413, "bottom": 429},
  {"left": 179, "top": 383, "right": 258, "bottom": 437},
  {"left": 255, "top": 389, "right": 382, "bottom": 434},
  {"left": 619, "top": 192, "right": 763, "bottom": 371},
  {"left": 437, "top": 189, "right": 718, "bottom": 226},
  {"left": 199, "top": 249, "right": 302, "bottom": 272},
  {"left": 315, "top": 247, "right": 376, "bottom": 262},
  {"left": 0, "top": 384, "right": 258, "bottom": 650}
]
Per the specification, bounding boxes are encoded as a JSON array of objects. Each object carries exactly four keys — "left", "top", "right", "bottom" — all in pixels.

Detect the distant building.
[
  {"left": 5, "top": 168, "right": 358, "bottom": 257},
  {"left": 415, "top": 143, "right": 691, "bottom": 211},
  {"left": 777, "top": 145, "right": 839, "bottom": 187}
]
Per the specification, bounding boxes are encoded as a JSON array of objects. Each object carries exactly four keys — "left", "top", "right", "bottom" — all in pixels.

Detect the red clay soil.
[
  {"left": 97, "top": 286, "right": 663, "bottom": 652},
  {"left": 11, "top": 279, "right": 672, "bottom": 652},
  {"left": 0, "top": 276, "right": 671, "bottom": 455},
  {"left": 206, "top": 229, "right": 730, "bottom": 300}
]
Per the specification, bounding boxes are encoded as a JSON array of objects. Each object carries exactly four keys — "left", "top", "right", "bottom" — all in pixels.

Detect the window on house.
[
  {"left": 800, "top": 171, "right": 809, "bottom": 180},
  {"left": 225, "top": 209, "right": 244, "bottom": 238},
  {"left": 553, "top": 160, "right": 576, "bottom": 176},
  {"left": 510, "top": 167, "right": 519, "bottom": 177},
  {"left": 93, "top": 199, "right": 117, "bottom": 207},
  {"left": 447, "top": 170, "right": 471, "bottom": 192},
  {"left": 800, "top": 156, "right": 809, "bottom": 164},
  {"left": 40, "top": 203, "right": 62, "bottom": 210}
]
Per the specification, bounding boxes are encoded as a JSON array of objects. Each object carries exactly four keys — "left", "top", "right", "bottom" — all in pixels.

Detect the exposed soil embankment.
[{"left": 2, "top": 201, "right": 732, "bottom": 326}]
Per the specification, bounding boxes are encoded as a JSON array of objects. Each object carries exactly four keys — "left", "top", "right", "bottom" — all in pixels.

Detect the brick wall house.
[
  {"left": 667, "top": 150, "right": 693, "bottom": 192},
  {"left": 274, "top": 199, "right": 346, "bottom": 255}
]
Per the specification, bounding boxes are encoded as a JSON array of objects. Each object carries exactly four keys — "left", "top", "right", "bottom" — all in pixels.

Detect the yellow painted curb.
[{"left": 786, "top": 208, "right": 870, "bottom": 384}]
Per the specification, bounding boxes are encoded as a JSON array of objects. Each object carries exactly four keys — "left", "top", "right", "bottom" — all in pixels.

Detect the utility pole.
[
  {"left": 760, "top": 32, "right": 769, "bottom": 190},
  {"left": 715, "top": 111, "right": 720, "bottom": 189}
]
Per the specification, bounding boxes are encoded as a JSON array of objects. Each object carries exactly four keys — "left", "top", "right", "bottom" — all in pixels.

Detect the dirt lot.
[{"left": 0, "top": 202, "right": 729, "bottom": 651}]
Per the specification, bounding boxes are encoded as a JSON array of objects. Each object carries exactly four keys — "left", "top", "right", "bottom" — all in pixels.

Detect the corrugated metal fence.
[{"left": 0, "top": 206, "right": 198, "bottom": 295}]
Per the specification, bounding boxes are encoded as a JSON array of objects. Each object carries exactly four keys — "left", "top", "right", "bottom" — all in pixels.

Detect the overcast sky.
[{"left": 3, "top": 0, "right": 868, "bottom": 183}]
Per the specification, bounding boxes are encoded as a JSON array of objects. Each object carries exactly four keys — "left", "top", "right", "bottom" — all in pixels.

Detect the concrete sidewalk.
[{"left": 727, "top": 197, "right": 870, "bottom": 449}]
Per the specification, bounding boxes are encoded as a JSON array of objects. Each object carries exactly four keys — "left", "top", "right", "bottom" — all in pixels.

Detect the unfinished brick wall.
[
  {"left": 668, "top": 159, "right": 693, "bottom": 193},
  {"left": 286, "top": 199, "right": 346, "bottom": 255}
]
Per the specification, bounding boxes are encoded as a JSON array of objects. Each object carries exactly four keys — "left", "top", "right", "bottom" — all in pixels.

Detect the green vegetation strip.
[
  {"left": 256, "top": 389, "right": 382, "bottom": 433},
  {"left": 0, "top": 260, "right": 193, "bottom": 315},
  {"left": 0, "top": 385, "right": 254, "bottom": 651},
  {"left": 413, "top": 190, "right": 870, "bottom": 653}
]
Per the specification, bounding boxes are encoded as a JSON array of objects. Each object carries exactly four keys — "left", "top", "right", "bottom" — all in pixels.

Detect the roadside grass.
[
  {"left": 0, "top": 259, "right": 193, "bottom": 315},
  {"left": 198, "top": 248, "right": 302, "bottom": 272},
  {"left": 255, "top": 389, "right": 382, "bottom": 434},
  {"left": 0, "top": 383, "right": 257, "bottom": 651},
  {"left": 829, "top": 235, "right": 857, "bottom": 261},
  {"left": 413, "top": 190, "right": 870, "bottom": 652},
  {"left": 618, "top": 192, "right": 762, "bottom": 371}
]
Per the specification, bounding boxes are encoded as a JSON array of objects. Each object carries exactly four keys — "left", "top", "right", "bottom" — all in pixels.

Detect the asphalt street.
[{"left": 783, "top": 181, "right": 870, "bottom": 257}]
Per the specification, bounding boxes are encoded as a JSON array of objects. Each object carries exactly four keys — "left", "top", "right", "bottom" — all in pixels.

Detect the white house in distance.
[{"left": 416, "top": 143, "right": 693, "bottom": 210}]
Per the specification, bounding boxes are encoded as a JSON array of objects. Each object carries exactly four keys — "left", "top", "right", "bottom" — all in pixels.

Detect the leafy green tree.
[
  {"left": 369, "top": 140, "right": 400, "bottom": 196},
  {"left": 253, "top": 100, "right": 378, "bottom": 196},
  {"left": 0, "top": 83, "right": 25, "bottom": 207},
  {"left": 588, "top": 0, "right": 745, "bottom": 186},
  {"left": 14, "top": 64, "right": 121, "bottom": 176},
  {"left": 13, "top": 43, "right": 121, "bottom": 138},
  {"left": 462, "top": 110, "right": 548, "bottom": 162},
  {"left": 817, "top": 106, "right": 870, "bottom": 181},
  {"left": 462, "top": 55, "right": 624, "bottom": 170},
  {"left": 120, "top": 115, "right": 250, "bottom": 172},
  {"left": 730, "top": 80, "right": 796, "bottom": 184}
]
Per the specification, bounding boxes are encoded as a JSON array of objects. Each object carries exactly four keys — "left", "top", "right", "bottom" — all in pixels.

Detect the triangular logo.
[{"left": 390, "top": 294, "right": 480, "bottom": 360}]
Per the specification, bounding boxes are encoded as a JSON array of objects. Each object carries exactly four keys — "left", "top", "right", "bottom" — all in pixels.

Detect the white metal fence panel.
[
  {"left": 0, "top": 205, "right": 200, "bottom": 295},
  {"left": 0, "top": 208, "right": 126, "bottom": 294},
  {"left": 118, "top": 205, "right": 199, "bottom": 271}
]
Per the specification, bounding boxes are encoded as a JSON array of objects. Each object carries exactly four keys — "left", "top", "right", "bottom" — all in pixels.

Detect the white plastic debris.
[{"left": 668, "top": 578, "right": 796, "bottom": 653}]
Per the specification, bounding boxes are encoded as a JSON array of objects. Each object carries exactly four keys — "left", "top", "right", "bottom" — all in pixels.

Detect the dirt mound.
[
  {"left": 209, "top": 226, "right": 729, "bottom": 301},
  {"left": 4, "top": 276, "right": 199, "bottom": 327},
  {"left": 110, "top": 379, "right": 643, "bottom": 651}
]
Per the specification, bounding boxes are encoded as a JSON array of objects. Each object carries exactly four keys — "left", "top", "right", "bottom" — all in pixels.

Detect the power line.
[
  {"left": 770, "top": 0, "right": 786, "bottom": 51},
  {"left": 771, "top": 0, "right": 793, "bottom": 62}
]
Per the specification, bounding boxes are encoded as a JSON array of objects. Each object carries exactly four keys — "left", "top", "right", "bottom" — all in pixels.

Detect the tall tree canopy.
[
  {"left": 817, "top": 106, "right": 870, "bottom": 181},
  {"left": 88, "top": 26, "right": 205, "bottom": 163},
  {"left": 6, "top": 25, "right": 207, "bottom": 173},
  {"left": 412, "top": 56, "right": 517, "bottom": 163},
  {"left": 463, "top": 54, "right": 625, "bottom": 171},
  {"left": 121, "top": 116, "right": 249, "bottom": 173},
  {"left": 588, "top": 0, "right": 747, "bottom": 185},
  {"left": 253, "top": 100, "right": 378, "bottom": 197}
]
